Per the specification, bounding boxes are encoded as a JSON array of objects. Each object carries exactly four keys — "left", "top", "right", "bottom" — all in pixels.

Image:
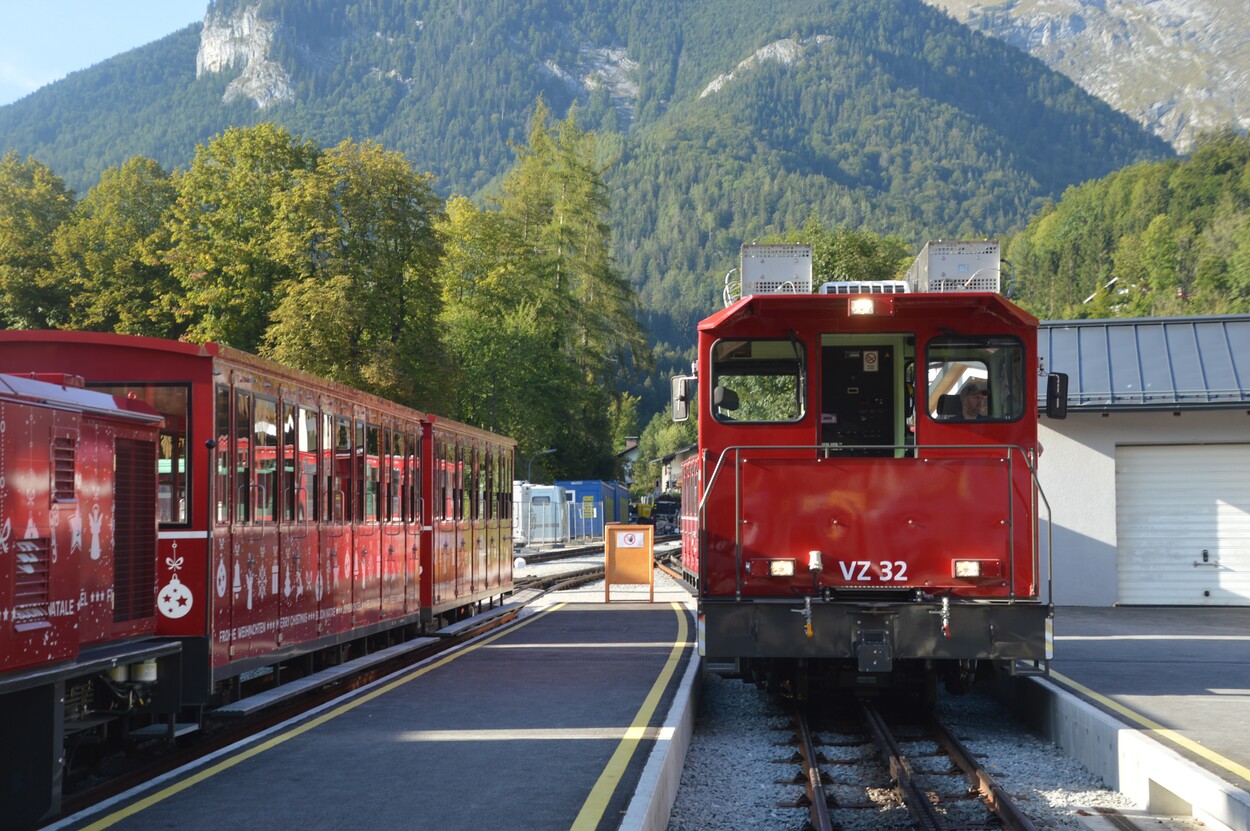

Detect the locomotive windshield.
[
  {"left": 926, "top": 336, "right": 1026, "bottom": 422},
  {"left": 710, "top": 338, "right": 805, "bottom": 423}
]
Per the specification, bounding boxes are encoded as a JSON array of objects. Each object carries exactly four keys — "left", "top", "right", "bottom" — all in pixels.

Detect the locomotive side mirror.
[
  {"left": 671, "top": 375, "right": 694, "bottom": 422},
  {"left": 1046, "top": 373, "right": 1069, "bottom": 420}
]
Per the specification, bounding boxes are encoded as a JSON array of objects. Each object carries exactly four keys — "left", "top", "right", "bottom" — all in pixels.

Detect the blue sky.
[{"left": 0, "top": 1, "right": 208, "bottom": 107}]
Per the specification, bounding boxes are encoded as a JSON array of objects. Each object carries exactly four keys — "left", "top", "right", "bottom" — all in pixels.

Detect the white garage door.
[{"left": 1116, "top": 444, "right": 1250, "bottom": 605}]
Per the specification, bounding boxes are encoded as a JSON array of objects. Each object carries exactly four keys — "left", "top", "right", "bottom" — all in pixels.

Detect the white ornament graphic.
[
  {"left": 88, "top": 503, "right": 103, "bottom": 560},
  {"left": 216, "top": 557, "right": 228, "bottom": 597},
  {"left": 159, "top": 549, "right": 193, "bottom": 619},
  {"left": 158, "top": 574, "right": 194, "bottom": 619}
]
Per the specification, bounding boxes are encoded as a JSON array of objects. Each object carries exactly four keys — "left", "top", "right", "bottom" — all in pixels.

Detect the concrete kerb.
[
  {"left": 1001, "top": 675, "right": 1250, "bottom": 831},
  {"left": 620, "top": 652, "right": 703, "bottom": 831}
]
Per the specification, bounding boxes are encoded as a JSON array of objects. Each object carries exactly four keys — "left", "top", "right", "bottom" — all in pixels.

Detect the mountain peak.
[
  {"left": 924, "top": 0, "right": 1250, "bottom": 150},
  {"left": 197, "top": 4, "right": 294, "bottom": 109}
]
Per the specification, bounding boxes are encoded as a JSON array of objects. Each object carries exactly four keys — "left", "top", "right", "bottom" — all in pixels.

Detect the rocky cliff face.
[
  {"left": 923, "top": 0, "right": 1250, "bottom": 151},
  {"left": 196, "top": 4, "right": 294, "bottom": 109}
]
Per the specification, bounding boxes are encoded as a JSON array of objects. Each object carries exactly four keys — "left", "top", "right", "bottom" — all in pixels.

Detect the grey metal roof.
[{"left": 1038, "top": 315, "right": 1250, "bottom": 411}]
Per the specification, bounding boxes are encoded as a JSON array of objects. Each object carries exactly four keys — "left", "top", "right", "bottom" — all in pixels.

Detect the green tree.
[
  {"left": 0, "top": 151, "right": 75, "bottom": 328},
  {"left": 263, "top": 138, "right": 447, "bottom": 409},
  {"left": 51, "top": 156, "right": 181, "bottom": 336},
  {"left": 166, "top": 124, "right": 319, "bottom": 350},
  {"left": 480, "top": 101, "right": 651, "bottom": 477}
]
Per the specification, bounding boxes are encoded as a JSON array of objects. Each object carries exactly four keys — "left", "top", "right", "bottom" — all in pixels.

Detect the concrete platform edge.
[
  {"left": 998, "top": 674, "right": 1250, "bottom": 831},
  {"left": 620, "top": 654, "right": 703, "bottom": 831}
]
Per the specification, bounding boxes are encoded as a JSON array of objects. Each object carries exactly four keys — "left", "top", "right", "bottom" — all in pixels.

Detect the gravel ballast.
[{"left": 668, "top": 672, "right": 1137, "bottom": 830}]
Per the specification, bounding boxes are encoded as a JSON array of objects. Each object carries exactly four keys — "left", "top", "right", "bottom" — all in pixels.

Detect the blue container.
[{"left": 556, "top": 480, "right": 615, "bottom": 538}]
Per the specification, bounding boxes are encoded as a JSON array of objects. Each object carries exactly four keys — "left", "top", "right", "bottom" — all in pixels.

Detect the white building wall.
[{"left": 1038, "top": 409, "right": 1250, "bottom": 606}]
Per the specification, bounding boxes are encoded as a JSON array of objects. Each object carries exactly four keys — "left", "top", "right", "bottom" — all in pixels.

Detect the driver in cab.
[{"left": 960, "top": 380, "right": 989, "bottom": 419}]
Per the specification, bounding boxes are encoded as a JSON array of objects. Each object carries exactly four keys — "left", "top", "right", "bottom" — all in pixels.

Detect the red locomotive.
[
  {"left": 0, "top": 332, "right": 515, "bottom": 827},
  {"left": 672, "top": 243, "right": 1067, "bottom": 699}
]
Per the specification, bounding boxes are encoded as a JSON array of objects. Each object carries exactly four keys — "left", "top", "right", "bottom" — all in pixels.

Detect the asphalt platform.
[
  {"left": 1003, "top": 605, "right": 1250, "bottom": 831},
  {"left": 47, "top": 575, "right": 699, "bottom": 831}
]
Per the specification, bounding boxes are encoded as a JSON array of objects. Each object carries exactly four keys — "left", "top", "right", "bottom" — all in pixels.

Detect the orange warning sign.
[{"left": 604, "top": 524, "right": 655, "bottom": 602}]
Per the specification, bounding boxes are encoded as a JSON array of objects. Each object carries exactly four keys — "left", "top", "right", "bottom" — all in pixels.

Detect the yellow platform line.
[
  {"left": 570, "top": 602, "right": 691, "bottom": 831},
  {"left": 80, "top": 603, "right": 568, "bottom": 831},
  {"left": 1050, "top": 669, "right": 1250, "bottom": 783}
]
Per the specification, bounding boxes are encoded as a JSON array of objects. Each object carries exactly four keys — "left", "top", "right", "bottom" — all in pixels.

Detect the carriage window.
[
  {"left": 298, "top": 407, "right": 318, "bottom": 521},
  {"left": 407, "top": 433, "right": 420, "bottom": 523},
  {"left": 458, "top": 445, "right": 470, "bottom": 522},
  {"left": 334, "top": 417, "right": 352, "bottom": 521},
  {"left": 501, "top": 451, "right": 513, "bottom": 520},
  {"left": 321, "top": 413, "right": 335, "bottom": 522},
  {"left": 388, "top": 430, "right": 404, "bottom": 521},
  {"left": 477, "top": 449, "right": 488, "bottom": 521},
  {"left": 926, "top": 336, "right": 1026, "bottom": 423},
  {"left": 234, "top": 392, "right": 252, "bottom": 522},
  {"left": 710, "top": 339, "right": 805, "bottom": 423},
  {"left": 215, "top": 385, "right": 230, "bottom": 523},
  {"left": 90, "top": 383, "right": 191, "bottom": 526},
  {"left": 282, "top": 403, "right": 297, "bottom": 523},
  {"left": 254, "top": 397, "right": 278, "bottom": 522},
  {"left": 440, "top": 441, "right": 455, "bottom": 521},
  {"left": 364, "top": 423, "right": 380, "bottom": 522}
]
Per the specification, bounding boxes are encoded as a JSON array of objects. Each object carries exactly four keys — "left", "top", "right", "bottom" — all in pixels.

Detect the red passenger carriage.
[
  {"left": 672, "top": 245, "right": 1067, "bottom": 697},
  {"left": 0, "top": 332, "right": 515, "bottom": 827}
]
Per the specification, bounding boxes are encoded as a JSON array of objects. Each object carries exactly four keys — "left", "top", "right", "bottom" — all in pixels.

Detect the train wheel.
[{"left": 942, "top": 659, "right": 978, "bottom": 695}]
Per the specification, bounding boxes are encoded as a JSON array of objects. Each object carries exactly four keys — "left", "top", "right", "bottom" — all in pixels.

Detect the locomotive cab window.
[
  {"left": 710, "top": 339, "right": 805, "bottom": 423},
  {"left": 926, "top": 336, "right": 1026, "bottom": 423}
]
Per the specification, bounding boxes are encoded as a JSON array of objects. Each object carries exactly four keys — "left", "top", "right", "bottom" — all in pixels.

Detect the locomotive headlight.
[
  {"left": 769, "top": 560, "right": 796, "bottom": 577},
  {"left": 953, "top": 560, "right": 1003, "bottom": 578},
  {"left": 849, "top": 297, "right": 875, "bottom": 315},
  {"left": 748, "top": 558, "right": 796, "bottom": 577},
  {"left": 953, "top": 560, "right": 982, "bottom": 578}
]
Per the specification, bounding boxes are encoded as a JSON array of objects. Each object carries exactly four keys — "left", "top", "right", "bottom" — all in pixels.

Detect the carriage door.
[{"left": 819, "top": 335, "right": 911, "bottom": 457}]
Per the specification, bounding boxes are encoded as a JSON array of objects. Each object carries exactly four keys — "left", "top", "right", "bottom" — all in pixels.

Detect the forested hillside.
[
  {"left": 0, "top": 109, "right": 648, "bottom": 482},
  {"left": 0, "top": 0, "right": 1176, "bottom": 414},
  {"left": 1009, "top": 130, "right": 1250, "bottom": 320}
]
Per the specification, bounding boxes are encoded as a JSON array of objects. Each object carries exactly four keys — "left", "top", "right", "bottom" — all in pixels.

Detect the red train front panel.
[{"left": 689, "top": 292, "right": 1050, "bottom": 665}]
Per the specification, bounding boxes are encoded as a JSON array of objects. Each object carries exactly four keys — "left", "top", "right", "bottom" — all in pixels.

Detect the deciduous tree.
[
  {"left": 166, "top": 124, "right": 318, "bottom": 350},
  {"left": 51, "top": 157, "right": 180, "bottom": 336},
  {"left": 264, "top": 138, "right": 447, "bottom": 409},
  {"left": 0, "top": 151, "right": 75, "bottom": 328}
]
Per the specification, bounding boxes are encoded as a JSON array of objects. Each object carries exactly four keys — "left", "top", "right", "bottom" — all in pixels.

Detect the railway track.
[{"left": 792, "top": 700, "right": 1038, "bottom": 831}]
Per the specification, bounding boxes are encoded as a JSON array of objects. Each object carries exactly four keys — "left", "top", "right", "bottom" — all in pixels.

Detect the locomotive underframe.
[
  {"left": 0, "top": 639, "right": 183, "bottom": 828},
  {"left": 703, "top": 597, "right": 1050, "bottom": 661}
]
